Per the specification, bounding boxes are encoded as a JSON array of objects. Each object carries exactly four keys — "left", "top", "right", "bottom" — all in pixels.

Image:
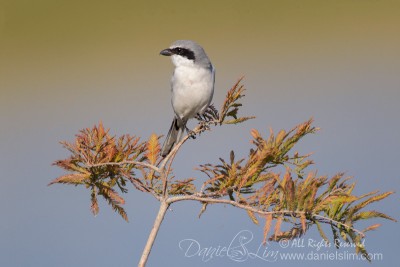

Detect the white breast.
[{"left": 171, "top": 64, "right": 215, "bottom": 121}]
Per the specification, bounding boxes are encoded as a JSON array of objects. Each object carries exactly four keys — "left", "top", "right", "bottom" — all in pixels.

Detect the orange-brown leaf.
[
  {"left": 362, "top": 223, "right": 381, "bottom": 233},
  {"left": 146, "top": 133, "right": 160, "bottom": 165},
  {"left": 274, "top": 216, "right": 283, "bottom": 241},
  {"left": 91, "top": 197, "right": 99, "bottom": 215},
  {"left": 101, "top": 186, "right": 125, "bottom": 205},
  {"left": 275, "top": 129, "right": 286, "bottom": 145},
  {"left": 300, "top": 213, "right": 307, "bottom": 233},
  {"left": 263, "top": 214, "right": 273, "bottom": 244},
  {"left": 48, "top": 173, "right": 89, "bottom": 186},
  {"left": 247, "top": 210, "right": 259, "bottom": 225},
  {"left": 251, "top": 129, "right": 261, "bottom": 140}
]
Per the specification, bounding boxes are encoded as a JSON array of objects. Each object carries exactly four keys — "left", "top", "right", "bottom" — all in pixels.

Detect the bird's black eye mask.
[{"left": 171, "top": 47, "right": 195, "bottom": 61}]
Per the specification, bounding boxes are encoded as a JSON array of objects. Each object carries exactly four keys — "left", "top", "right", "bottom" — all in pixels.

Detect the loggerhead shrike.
[{"left": 160, "top": 40, "right": 215, "bottom": 157}]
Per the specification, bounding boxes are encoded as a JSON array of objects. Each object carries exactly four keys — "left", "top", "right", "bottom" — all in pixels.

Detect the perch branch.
[{"left": 167, "top": 194, "right": 365, "bottom": 237}]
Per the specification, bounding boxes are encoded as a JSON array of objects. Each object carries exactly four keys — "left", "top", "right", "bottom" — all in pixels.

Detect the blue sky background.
[{"left": 1, "top": 1, "right": 399, "bottom": 266}]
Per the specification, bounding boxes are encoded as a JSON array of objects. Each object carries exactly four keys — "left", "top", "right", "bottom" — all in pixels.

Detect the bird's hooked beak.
[{"left": 160, "top": 48, "right": 173, "bottom": 56}]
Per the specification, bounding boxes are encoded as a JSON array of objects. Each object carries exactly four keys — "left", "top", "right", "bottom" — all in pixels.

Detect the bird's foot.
[
  {"left": 198, "top": 120, "right": 210, "bottom": 132},
  {"left": 195, "top": 113, "right": 204, "bottom": 121},
  {"left": 186, "top": 127, "right": 197, "bottom": 139}
]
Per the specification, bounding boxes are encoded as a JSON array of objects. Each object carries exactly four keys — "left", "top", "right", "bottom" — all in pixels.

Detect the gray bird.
[{"left": 160, "top": 40, "right": 215, "bottom": 157}]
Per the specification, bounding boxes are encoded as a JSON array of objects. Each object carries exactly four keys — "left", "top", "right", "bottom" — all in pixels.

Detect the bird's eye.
[{"left": 172, "top": 47, "right": 195, "bottom": 60}]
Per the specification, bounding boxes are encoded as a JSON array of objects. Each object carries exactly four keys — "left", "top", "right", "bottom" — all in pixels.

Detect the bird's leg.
[{"left": 181, "top": 119, "right": 196, "bottom": 139}]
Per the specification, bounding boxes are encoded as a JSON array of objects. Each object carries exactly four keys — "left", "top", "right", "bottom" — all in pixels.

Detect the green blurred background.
[{"left": 1, "top": 1, "right": 399, "bottom": 266}]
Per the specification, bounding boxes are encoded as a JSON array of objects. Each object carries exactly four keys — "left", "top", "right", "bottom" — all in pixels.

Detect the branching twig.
[
  {"left": 166, "top": 194, "right": 366, "bottom": 237},
  {"left": 158, "top": 119, "right": 220, "bottom": 198},
  {"left": 87, "top": 161, "right": 161, "bottom": 173}
]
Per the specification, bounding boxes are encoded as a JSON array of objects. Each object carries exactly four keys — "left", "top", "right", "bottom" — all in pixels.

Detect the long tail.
[{"left": 161, "top": 117, "right": 184, "bottom": 157}]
